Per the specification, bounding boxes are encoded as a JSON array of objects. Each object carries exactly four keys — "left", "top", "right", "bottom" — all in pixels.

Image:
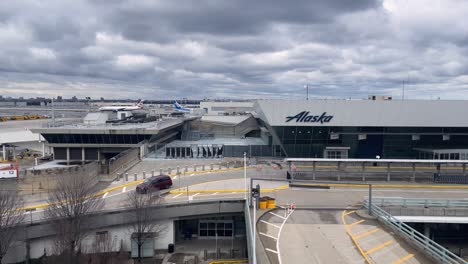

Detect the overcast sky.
[{"left": 0, "top": 0, "right": 467, "bottom": 100}]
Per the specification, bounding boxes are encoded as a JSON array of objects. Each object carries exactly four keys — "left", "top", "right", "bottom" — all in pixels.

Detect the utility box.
[{"left": 131, "top": 232, "right": 155, "bottom": 258}]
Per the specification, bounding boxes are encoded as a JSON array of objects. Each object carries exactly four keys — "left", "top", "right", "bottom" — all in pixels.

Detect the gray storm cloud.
[{"left": 0, "top": 0, "right": 467, "bottom": 99}]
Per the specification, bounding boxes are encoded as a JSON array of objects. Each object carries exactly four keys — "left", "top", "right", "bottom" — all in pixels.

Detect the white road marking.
[
  {"left": 102, "top": 192, "right": 108, "bottom": 198},
  {"left": 277, "top": 209, "right": 295, "bottom": 264},
  {"left": 122, "top": 187, "right": 127, "bottom": 193},
  {"left": 260, "top": 232, "right": 278, "bottom": 240},
  {"left": 190, "top": 174, "right": 194, "bottom": 176},
  {"left": 231, "top": 192, "right": 237, "bottom": 194},
  {"left": 172, "top": 193, "right": 182, "bottom": 199},
  {"left": 192, "top": 193, "right": 200, "bottom": 197},
  {"left": 260, "top": 220, "right": 280, "bottom": 228},
  {"left": 269, "top": 211, "right": 286, "bottom": 219},
  {"left": 265, "top": 248, "right": 278, "bottom": 254},
  {"left": 173, "top": 176, "right": 177, "bottom": 180},
  {"left": 211, "top": 192, "right": 219, "bottom": 195}
]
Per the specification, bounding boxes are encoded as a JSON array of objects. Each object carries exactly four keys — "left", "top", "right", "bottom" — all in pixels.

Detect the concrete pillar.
[
  {"left": 97, "top": 149, "right": 101, "bottom": 161},
  {"left": 412, "top": 163, "right": 416, "bottom": 182},
  {"left": 463, "top": 164, "right": 466, "bottom": 177},
  {"left": 361, "top": 163, "right": 366, "bottom": 182},
  {"left": 125, "top": 173, "right": 128, "bottom": 181},
  {"left": 134, "top": 173, "right": 137, "bottom": 181},
  {"left": 82, "top": 148, "right": 85, "bottom": 161},
  {"left": 386, "top": 163, "right": 391, "bottom": 182},
  {"left": 424, "top": 224, "right": 430, "bottom": 238},
  {"left": 160, "top": 168, "right": 163, "bottom": 175},
  {"left": 143, "top": 171, "right": 146, "bottom": 179},
  {"left": 152, "top": 170, "right": 155, "bottom": 177},
  {"left": 202, "top": 165, "right": 205, "bottom": 171},
  {"left": 177, "top": 166, "right": 180, "bottom": 174},
  {"left": 167, "top": 168, "right": 171, "bottom": 174},
  {"left": 312, "top": 161, "right": 316, "bottom": 180},
  {"left": 2, "top": 145, "right": 5, "bottom": 160},
  {"left": 337, "top": 161, "right": 341, "bottom": 181},
  {"left": 66, "top": 147, "right": 70, "bottom": 161},
  {"left": 185, "top": 166, "right": 188, "bottom": 173},
  {"left": 194, "top": 165, "right": 197, "bottom": 171},
  {"left": 211, "top": 164, "right": 213, "bottom": 170},
  {"left": 42, "top": 143, "right": 45, "bottom": 157}
]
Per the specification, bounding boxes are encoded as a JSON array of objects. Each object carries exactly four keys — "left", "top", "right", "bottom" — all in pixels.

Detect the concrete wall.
[
  {"left": 18, "top": 161, "right": 100, "bottom": 191},
  {"left": 3, "top": 200, "right": 244, "bottom": 263},
  {"left": 27, "top": 219, "right": 174, "bottom": 259},
  {"left": 108, "top": 147, "right": 140, "bottom": 175}
]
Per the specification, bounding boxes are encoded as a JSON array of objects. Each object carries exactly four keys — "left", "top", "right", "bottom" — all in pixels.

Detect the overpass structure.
[
  {"left": 286, "top": 158, "right": 468, "bottom": 183},
  {"left": 364, "top": 198, "right": 468, "bottom": 263},
  {"left": 6, "top": 199, "right": 252, "bottom": 264}
]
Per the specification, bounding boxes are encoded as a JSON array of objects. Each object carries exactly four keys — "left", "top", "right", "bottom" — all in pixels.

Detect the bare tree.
[
  {"left": 45, "top": 173, "right": 103, "bottom": 263},
  {"left": 0, "top": 191, "right": 25, "bottom": 262},
  {"left": 126, "top": 191, "right": 164, "bottom": 262}
]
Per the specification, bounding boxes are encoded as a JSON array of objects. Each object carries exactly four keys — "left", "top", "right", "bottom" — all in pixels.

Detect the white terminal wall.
[{"left": 255, "top": 99, "right": 468, "bottom": 127}]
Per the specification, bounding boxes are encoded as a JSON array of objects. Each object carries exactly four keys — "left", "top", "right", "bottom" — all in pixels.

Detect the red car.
[{"left": 136, "top": 175, "right": 172, "bottom": 194}]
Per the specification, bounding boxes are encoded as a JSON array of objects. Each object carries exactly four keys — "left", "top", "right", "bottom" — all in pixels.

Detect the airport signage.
[
  {"left": 285, "top": 111, "right": 333, "bottom": 124},
  {"left": 0, "top": 170, "right": 17, "bottom": 179}
]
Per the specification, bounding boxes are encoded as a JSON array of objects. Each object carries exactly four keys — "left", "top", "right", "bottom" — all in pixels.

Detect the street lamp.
[{"left": 304, "top": 84, "right": 309, "bottom": 100}]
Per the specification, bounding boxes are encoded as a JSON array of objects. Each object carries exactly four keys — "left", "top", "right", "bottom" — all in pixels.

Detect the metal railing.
[
  {"left": 244, "top": 201, "right": 255, "bottom": 264},
  {"left": 363, "top": 199, "right": 467, "bottom": 264},
  {"left": 371, "top": 197, "right": 468, "bottom": 208}
]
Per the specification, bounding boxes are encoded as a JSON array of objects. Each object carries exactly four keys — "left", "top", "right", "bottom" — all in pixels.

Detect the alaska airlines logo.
[{"left": 286, "top": 111, "right": 333, "bottom": 123}]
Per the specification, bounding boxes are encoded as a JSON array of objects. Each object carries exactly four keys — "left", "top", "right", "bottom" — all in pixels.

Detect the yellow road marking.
[
  {"left": 354, "top": 228, "right": 380, "bottom": 240},
  {"left": 344, "top": 210, "right": 356, "bottom": 216},
  {"left": 297, "top": 183, "right": 468, "bottom": 189},
  {"left": 297, "top": 165, "right": 464, "bottom": 170},
  {"left": 341, "top": 210, "right": 372, "bottom": 264},
  {"left": 392, "top": 254, "right": 414, "bottom": 264},
  {"left": 348, "top": 219, "right": 365, "bottom": 227},
  {"left": 169, "top": 185, "right": 289, "bottom": 194},
  {"left": 18, "top": 166, "right": 252, "bottom": 211},
  {"left": 209, "top": 259, "right": 248, "bottom": 264},
  {"left": 365, "top": 240, "right": 393, "bottom": 255}
]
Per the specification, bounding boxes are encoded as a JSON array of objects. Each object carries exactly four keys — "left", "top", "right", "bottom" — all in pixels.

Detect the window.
[{"left": 199, "top": 220, "right": 234, "bottom": 238}]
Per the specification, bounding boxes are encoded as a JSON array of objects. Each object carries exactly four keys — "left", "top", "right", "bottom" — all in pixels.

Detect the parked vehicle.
[{"left": 136, "top": 175, "right": 172, "bottom": 194}]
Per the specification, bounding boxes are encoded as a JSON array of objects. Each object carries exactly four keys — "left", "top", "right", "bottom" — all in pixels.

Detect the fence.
[{"left": 363, "top": 199, "right": 467, "bottom": 264}]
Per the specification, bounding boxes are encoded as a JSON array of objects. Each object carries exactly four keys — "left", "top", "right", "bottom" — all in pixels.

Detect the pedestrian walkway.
[{"left": 342, "top": 210, "right": 435, "bottom": 264}]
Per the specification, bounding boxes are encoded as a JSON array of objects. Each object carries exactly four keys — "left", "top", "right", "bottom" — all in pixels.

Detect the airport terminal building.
[
  {"left": 255, "top": 99, "right": 468, "bottom": 159},
  {"left": 29, "top": 98, "right": 468, "bottom": 162}
]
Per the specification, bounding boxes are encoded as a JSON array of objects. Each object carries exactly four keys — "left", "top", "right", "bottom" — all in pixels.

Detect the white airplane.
[
  {"left": 98, "top": 100, "right": 144, "bottom": 112},
  {"left": 173, "top": 101, "right": 192, "bottom": 113}
]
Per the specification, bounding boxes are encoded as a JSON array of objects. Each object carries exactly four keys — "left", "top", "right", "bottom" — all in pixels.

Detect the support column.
[
  {"left": 424, "top": 224, "right": 430, "bottom": 238},
  {"left": 386, "top": 163, "right": 391, "bottom": 182},
  {"left": 66, "top": 147, "right": 70, "bottom": 161},
  {"left": 312, "top": 161, "right": 316, "bottom": 180},
  {"left": 42, "top": 143, "right": 46, "bottom": 157},
  {"left": 97, "top": 149, "right": 101, "bottom": 161},
  {"left": 2, "top": 145, "right": 5, "bottom": 160},
  {"left": 81, "top": 148, "right": 85, "bottom": 161},
  {"left": 463, "top": 163, "right": 466, "bottom": 177},
  {"left": 337, "top": 161, "right": 341, "bottom": 181},
  {"left": 412, "top": 163, "right": 416, "bottom": 182},
  {"left": 361, "top": 163, "right": 366, "bottom": 182}
]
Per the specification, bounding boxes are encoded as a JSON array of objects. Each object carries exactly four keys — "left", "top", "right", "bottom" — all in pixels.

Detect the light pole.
[
  {"left": 305, "top": 84, "right": 309, "bottom": 100},
  {"left": 252, "top": 197, "right": 257, "bottom": 264},
  {"left": 244, "top": 152, "right": 247, "bottom": 200}
]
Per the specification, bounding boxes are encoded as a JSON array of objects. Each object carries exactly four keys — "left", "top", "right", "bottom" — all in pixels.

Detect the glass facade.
[{"left": 271, "top": 126, "right": 468, "bottom": 159}]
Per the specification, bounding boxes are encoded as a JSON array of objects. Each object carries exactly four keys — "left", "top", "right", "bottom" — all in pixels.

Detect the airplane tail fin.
[
  {"left": 173, "top": 101, "right": 182, "bottom": 109},
  {"left": 136, "top": 99, "right": 144, "bottom": 108}
]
